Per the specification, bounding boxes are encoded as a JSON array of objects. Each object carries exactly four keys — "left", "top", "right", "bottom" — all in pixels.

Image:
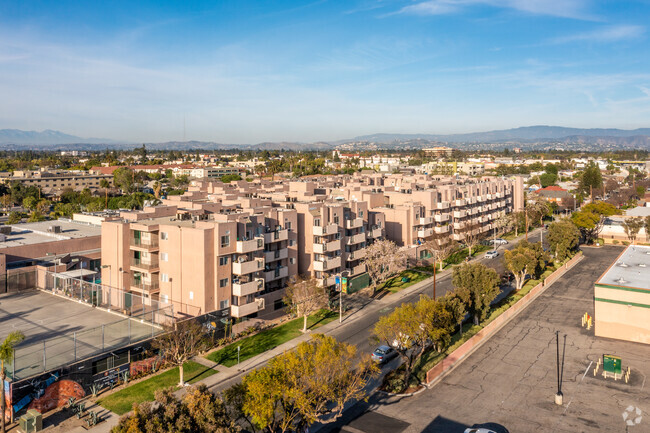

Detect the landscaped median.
[
  {"left": 97, "top": 361, "right": 218, "bottom": 415},
  {"left": 205, "top": 309, "right": 337, "bottom": 367},
  {"left": 414, "top": 251, "right": 584, "bottom": 386}
]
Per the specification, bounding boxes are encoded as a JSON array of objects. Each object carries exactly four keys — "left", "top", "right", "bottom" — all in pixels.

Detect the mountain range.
[{"left": 1, "top": 126, "right": 650, "bottom": 150}]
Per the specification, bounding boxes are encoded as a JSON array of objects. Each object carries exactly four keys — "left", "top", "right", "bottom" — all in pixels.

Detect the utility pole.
[
  {"left": 525, "top": 208, "right": 529, "bottom": 241},
  {"left": 555, "top": 331, "right": 567, "bottom": 405}
]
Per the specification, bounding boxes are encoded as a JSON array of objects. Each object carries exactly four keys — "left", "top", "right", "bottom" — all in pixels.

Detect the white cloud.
[
  {"left": 550, "top": 25, "right": 645, "bottom": 44},
  {"left": 399, "top": 0, "right": 595, "bottom": 20}
]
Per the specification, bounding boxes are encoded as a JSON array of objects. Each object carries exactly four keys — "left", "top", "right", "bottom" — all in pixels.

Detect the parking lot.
[{"left": 326, "top": 246, "right": 650, "bottom": 433}]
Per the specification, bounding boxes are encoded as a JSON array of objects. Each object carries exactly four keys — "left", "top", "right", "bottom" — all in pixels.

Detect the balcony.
[
  {"left": 436, "top": 201, "right": 450, "bottom": 210},
  {"left": 313, "top": 256, "right": 342, "bottom": 272},
  {"left": 313, "top": 239, "right": 341, "bottom": 254},
  {"left": 434, "top": 225, "right": 450, "bottom": 234},
  {"left": 346, "top": 233, "right": 366, "bottom": 245},
  {"left": 452, "top": 233, "right": 464, "bottom": 241},
  {"left": 130, "top": 237, "right": 159, "bottom": 251},
  {"left": 263, "top": 229, "right": 289, "bottom": 244},
  {"left": 350, "top": 263, "right": 367, "bottom": 276},
  {"left": 263, "top": 266, "right": 289, "bottom": 282},
  {"left": 453, "top": 210, "right": 466, "bottom": 219},
  {"left": 264, "top": 249, "right": 288, "bottom": 262},
  {"left": 347, "top": 249, "right": 366, "bottom": 261},
  {"left": 345, "top": 218, "right": 363, "bottom": 229},
  {"left": 232, "top": 278, "right": 264, "bottom": 297},
  {"left": 370, "top": 227, "right": 382, "bottom": 238},
  {"left": 231, "top": 298, "right": 265, "bottom": 318},
  {"left": 236, "top": 237, "right": 264, "bottom": 253},
  {"left": 131, "top": 257, "right": 159, "bottom": 271},
  {"left": 313, "top": 224, "right": 338, "bottom": 236},
  {"left": 130, "top": 280, "right": 160, "bottom": 293},
  {"left": 453, "top": 222, "right": 465, "bottom": 230},
  {"left": 233, "top": 257, "right": 265, "bottom": 275},
  {"left": 468, "top": 197, "right": 477, "bottom": 204},
  {"left": 496, "top": 192, "right": 504, "bottom": 198},
  {"left": 419, "top": 216, "right": 434, "bottom": 225},
  {"left": 434, "top": 214, "right": 450, "bottom": 222},
  {"left": 417, "top": 228, "right": 434, "bottom": 238},
  {"left": 317, "top": 275, "right": 338, "bottom": 287}
]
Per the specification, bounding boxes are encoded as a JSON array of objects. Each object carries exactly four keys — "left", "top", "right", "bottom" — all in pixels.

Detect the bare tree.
[
  {"left": 463, "top": 223, "right": 483, "bottom": 257},
  {"left": 152, "top": 320, "right": 207, "bottom": 386},
  {"left": 362, "top": 239, "right": 404, "bottom": 293},
  {"left": 622, "top": 217, "right": 644, "bottom": 244},
  {"left": 283, "top": 277, "right": 328, "bottom": 332}
]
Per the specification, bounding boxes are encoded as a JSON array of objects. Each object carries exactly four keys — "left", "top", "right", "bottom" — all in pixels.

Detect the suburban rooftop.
[
  {"left": 596, "top": 244, "right": 650, "bottom": 291},
  {"left": 1, "top": 219, "right": 102, "bottom": 249}
]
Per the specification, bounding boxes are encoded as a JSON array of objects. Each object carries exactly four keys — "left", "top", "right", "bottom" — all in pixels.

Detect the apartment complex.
[
  {"left": 100, "top": 173, "right": 523, "bottom": 321},
  {"left": 0, "top": 170, "right": 113, "bottom": 194}
]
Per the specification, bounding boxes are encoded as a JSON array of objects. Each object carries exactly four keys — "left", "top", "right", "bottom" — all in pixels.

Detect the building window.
[
  {"left": 161, "top": 252, "right": 168, "bottom": 262},
  {"left": 221, "top": 235, "right": 230, "bottom": 247},
  {"left": 289, "top": 257, "right": 296, "bottom": 265},
  {"left": 334, "top": 216, "right": 339, "bottom": 224},
  {"left": 359, "top": 210, "right": 364, "bottom": 218},
  {"left": 220, "top": 299, "right": 229, "bottom": 310},
  {"left": 219, "top": 256, "right": 229, "bottom": 266},
  {"left": 285, "top": 221, "right": 292, "bottom": 230},
  {"left": 289, "top": 239, "right": 295, "bottom": 246},
  {"left": 160, "top": 232, "right": 168, "bottom": 240},
  {"left": 314, "top": 218, "right": 320, "bottom": 227},
  {"left": 220, "top": 278, "right": 229, "bottom": 288},
  {"left": 161, "top": 273, "right": 169, "bottom": 282}
]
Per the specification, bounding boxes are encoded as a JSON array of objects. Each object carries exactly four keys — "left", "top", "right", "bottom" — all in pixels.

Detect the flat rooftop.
[
  {"left": 0, "top": 290, "right": 155, "bottom": 380},
  {"left": 596, "top": 244, "right": 650, "bottom": 290},
  {"left": 1, "top": 219, "right": 101, "bottom": 249}
]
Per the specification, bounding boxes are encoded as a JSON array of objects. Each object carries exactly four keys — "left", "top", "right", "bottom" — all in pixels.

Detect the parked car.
[
  {"left": 485, "top": 250, "right": 499, "bottom": 259},
  {"left": 464, "top": 429, "right": 497, "bottom": 433},
  {"left": 371, "top": 345, "right": 398, "bottom": 364},
  {"left": 493, "top": 238, "right": 508, "bottom": 245}
]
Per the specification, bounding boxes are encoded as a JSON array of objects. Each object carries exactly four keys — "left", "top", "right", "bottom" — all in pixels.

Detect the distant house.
[{"left": 533, "top": 186, "right": 574, "bottom": 209}]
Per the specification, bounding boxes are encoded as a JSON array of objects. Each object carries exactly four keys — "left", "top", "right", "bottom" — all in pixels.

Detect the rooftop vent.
[
  {"left": 639, "top": 263, "right": 647, "bottom": 268},
  {"left": 617, "top": 262, "right": 629, "bottom": 267},
  {"left": 616, "top": 277, "right": 628, "bottom": 284}
]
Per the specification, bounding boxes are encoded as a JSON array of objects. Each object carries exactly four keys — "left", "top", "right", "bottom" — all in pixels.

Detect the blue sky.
[{"left": 1, "top": 0, "right": 649, "bottom": 143}]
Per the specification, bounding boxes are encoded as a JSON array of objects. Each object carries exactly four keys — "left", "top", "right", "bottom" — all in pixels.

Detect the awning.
[{"left": 54, "top": 269, "right": 98, "bottom": 278}]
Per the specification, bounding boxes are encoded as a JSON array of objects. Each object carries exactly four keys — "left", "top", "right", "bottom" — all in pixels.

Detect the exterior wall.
[
  {"left": 595, "top": 284, "right": 650, "bottom": 344},
  {"left": 1, "top": 236, "right": 101, "bottom": 266}
]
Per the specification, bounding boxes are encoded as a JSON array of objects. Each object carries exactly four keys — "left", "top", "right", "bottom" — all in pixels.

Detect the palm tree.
[
  {"left": 1, "top": 331, "right": 24, "bottom": 433},
  {"left": 99, "top": 179, "right": 110, "bottom": 209}
]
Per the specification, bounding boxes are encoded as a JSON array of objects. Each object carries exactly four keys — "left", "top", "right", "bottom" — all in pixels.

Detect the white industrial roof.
[{"left": 596, "top": 245, "right": 650, "bottom": 291}]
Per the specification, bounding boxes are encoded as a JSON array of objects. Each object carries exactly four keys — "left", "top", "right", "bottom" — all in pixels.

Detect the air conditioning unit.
[
  {"left": 0, "top": 234, "right": 6, "bottom": 242},
  {"left": 48, "top": 225, "right": 62, "bottom": 233},
  {"left": 0, "top": 226, "right": 11, "bottom": 235}
]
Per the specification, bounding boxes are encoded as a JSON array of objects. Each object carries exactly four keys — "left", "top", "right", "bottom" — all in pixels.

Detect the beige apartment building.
[
  {"left": 0, "top": 170, "right": 113, "bottom": 195},
  {"left": 100, "top": 173, "right": 523, "bottom": 321}
]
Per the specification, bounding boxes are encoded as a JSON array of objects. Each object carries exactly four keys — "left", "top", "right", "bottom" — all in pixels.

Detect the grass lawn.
[
  {"left": 97, "top": 361, "right": 217, "bottom": 415},
  {"left": 379, "top": 269, "right": 429, "bottom": 293},
  {"left": 206, "top": 309, "right": 337, "bottom": 367},
  {"left": 446, "top": 244, "right": 491, "bottom": 265}
]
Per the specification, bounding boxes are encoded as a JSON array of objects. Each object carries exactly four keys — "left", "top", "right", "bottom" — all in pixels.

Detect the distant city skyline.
[{"left": 1, "top": 1, "right": 649, "bottom": 144}]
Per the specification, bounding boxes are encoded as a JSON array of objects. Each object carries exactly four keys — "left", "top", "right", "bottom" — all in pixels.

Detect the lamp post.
[{"left": 101, "top": 264, "right": 111, "bottom": 310}]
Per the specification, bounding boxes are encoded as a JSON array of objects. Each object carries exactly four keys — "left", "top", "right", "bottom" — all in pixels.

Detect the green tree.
[
  {"left": 238, "top": 334, "right": 377, "bottom": 432},
  {"left": 547, "top": 219, "right": 580, "bottom": 260},
  {"left": 504, "top": 241, "right": 547, "bottom": 292},
  {"left": 580, "top": 162, "right": 603, "bottom": 199},
  {"left": 1, "top": 331, "right": 24, "bottom": 433},
  {"left": 539, "top": 172, "right": 557, "bottom": 188},
  {"left": 27, "top": 210, "right": 45, "bottom": 222},
  {"left": 6, "top": 211, "right": 22, "bottom": 225},
  {"left": 113, "top": 167, "right": 136, "bottom": 193},
  {"left": 374, "top": 296, "right": 452, "bottom": 391},
  {"left": 452, "top": 263, "right": 499, "bottom": 325},
  {"left": 571, "top": 201, "right": 617, "bottom": 243},
  {"left": 22, "top": 196, "right": 37, "bottom": 211},
  {"left": 99, "top": 178, "right": 111, "bottom": 209},
  {"left": 440, "top": 293, "right": 467, "bottom": 337},
  {"left": 112, "top": 385, "right": 239, "bottom": 433}
]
